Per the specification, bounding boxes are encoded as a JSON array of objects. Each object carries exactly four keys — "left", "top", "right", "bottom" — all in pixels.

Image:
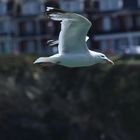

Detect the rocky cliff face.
[{"left": 0, "top": 56, "right": 140, "bottom": 140}]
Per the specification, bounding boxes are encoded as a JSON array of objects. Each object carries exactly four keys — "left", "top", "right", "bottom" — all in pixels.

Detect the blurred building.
[
  {"left": 0, "top": 0, "right": 60, "bottom": 54},
  {"left": 0, "top": 0, "right": 14, "bottom": 54},
  {"left": 92, "top": 0, "right": 140, "bottom": 54},
  {"left": 0, "top": 0, "right": 140, "bottom": 54}
]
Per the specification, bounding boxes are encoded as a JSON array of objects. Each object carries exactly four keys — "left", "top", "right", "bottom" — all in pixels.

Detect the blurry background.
[
  {"left": 0, "top": 0, "right": 140, "bottom": 140},
  {"left": 1, "top": 0, "right": 140, "bottom": 55}
]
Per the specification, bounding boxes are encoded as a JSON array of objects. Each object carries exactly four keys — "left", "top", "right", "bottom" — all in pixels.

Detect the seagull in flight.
[{"left": 34, "top": 7, "right": 114, "bottom": 67}]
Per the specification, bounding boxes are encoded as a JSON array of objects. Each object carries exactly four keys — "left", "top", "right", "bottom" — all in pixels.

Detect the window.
[
  {"left": 21, "top": 1, "right": 40, "bottom": 15},
  {"left": 112, "top": 17, "right": 120, "bottom": 30},
  {"left": 0, "top": 41, "right": 6, "bottom": 53},
  {"left": 19, "top": 40, "right": 37, "bottom": 53},
  {"left": 40, "top": 20, "right": 47, "bottom": 34},
  {"left": 133, "top": 37, "right": 140, "bottom": 46},
  {"left": 136, "top": 15, "right": 140, "bottom": 27},
  {"left": 0, "top": 21, "right": 12, "bottom": 34},
  {"left": 138, "top": 0, "right": 140, "bottom": 7},
  {"left": 123, "top": 0, "right": 137, "bottom": 9},
  {"left": 102, "top": 17, "right": 112, "bottom": 31},
  {"left": 0, "top": 22, "right": 5, "bottom": 33},
  {"left": 26, "top": 22, "right": 34, "bottom": 33},
  {"left": 93, "top": 1, "right": 100, "bottom": 11},
  {"left": 125, "top": 16, "right": 133, "bottom": 30},
  {"left": 99, "top": 0, "right": 123, "bottom": 11},
  {"left": 26, "top": 40, "right": 37, "bottom": 53},
  {"left": 60, "top": 0, "right": 83, "bottom": 12},
  {"left": 0, "top": 2, "right": 7, "bottom": 15},
  {"left": 19, "top": 21, "right": 35, "bottom": 35},
  {"left": 19, "top": 41, "right": 27, "bottom": 53}
]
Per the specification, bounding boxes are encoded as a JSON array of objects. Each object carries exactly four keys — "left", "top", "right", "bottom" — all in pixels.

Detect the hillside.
[{"left": 0, "top": 55, "right": 139, "bottom": 140}]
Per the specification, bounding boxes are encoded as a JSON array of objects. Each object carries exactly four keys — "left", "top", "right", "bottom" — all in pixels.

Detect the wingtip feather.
[
  {"left": 33, "top": 57, "right": 47, "bottom": 64},
  {"left": 46, "top": 7, "right": 54, "bottom": 12},
  {"left": 45, "top": 7, "right": 66, "bottom": 14}
]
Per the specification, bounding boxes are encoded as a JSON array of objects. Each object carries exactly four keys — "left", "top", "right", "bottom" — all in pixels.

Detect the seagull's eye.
[{"left": 101, "top": 55, "right": 105, "bottom": 58}]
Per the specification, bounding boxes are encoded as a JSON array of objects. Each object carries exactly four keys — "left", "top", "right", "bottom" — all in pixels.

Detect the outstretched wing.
[
  {"left": 46, "top": 7, "right": 92, "bottom": 54},
  {"left": 47, "top": 36, "right": 89, "bottom": 47}
]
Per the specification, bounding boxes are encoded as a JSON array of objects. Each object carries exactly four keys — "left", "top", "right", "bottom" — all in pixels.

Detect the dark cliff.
[{"left": 0, "top": 56, "right": 140, "bottom": 140}]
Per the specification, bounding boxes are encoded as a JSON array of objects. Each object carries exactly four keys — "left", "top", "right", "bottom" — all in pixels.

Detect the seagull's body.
[{"left": 34, "top": 7, "right": 114, "bottom": 67}]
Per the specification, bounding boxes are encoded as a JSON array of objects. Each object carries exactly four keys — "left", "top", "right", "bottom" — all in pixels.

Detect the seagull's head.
[{"left": 96, "top": 53, "right": 114, "bottom": 65}]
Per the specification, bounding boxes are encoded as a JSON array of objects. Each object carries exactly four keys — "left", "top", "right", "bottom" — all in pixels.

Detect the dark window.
[
  {"left": 19, "top": 41, "right": 28, "bottom": 53},
  {"left": 19, "top": 21, "right": 36, "bottom": 36},
  {"left": 123, "top": 0, "right": 138, "bottom": 9},
  {"left": 0, "top": 22, "right": 4, "bottom": 33},
  {"left": 19, "top": 40, "right": 38, "bottom": 53},
  {"left": 40, "top": 20, "right": 47, "bottom": 34},
  {"left": 0, "top": 42, "right": 6, "bottom": 53},
  {"left": 93, "top": 1, "right": 100, "bottom": 11},
  {"left": 7, "top": 1, "right": 14, "bottom": 13}
]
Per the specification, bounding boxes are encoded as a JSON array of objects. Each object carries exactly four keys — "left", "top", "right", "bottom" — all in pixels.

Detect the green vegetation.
[{"left": 0, "top": 55, "right": 139, "bottom": 140}]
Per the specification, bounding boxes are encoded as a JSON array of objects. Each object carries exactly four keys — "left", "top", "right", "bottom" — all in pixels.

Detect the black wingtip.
[{"left": 45, "top": 7, "right": 66, "bottom": 15}]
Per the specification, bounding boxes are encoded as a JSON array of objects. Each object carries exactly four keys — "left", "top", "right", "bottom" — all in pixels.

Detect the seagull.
[{"left": 34, "top": 7, "right": 114, "bottom": 67}]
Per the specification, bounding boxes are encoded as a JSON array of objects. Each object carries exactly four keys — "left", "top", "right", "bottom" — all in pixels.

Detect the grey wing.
[
  {"left": 46, "top": 7, "right": 92, "bottom": 54},
  {"left": 47, "top": 36, "right": 89, "bottom": 47}
]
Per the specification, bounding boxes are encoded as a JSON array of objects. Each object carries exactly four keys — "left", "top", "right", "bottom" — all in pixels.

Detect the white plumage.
[{"left": 34, "top": 7, "right": 114, "bottom": 67}]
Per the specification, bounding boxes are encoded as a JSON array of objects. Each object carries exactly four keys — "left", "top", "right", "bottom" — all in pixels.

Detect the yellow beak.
[{"left": 106, "top": 59, "right": 114, "bottom": 65}]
